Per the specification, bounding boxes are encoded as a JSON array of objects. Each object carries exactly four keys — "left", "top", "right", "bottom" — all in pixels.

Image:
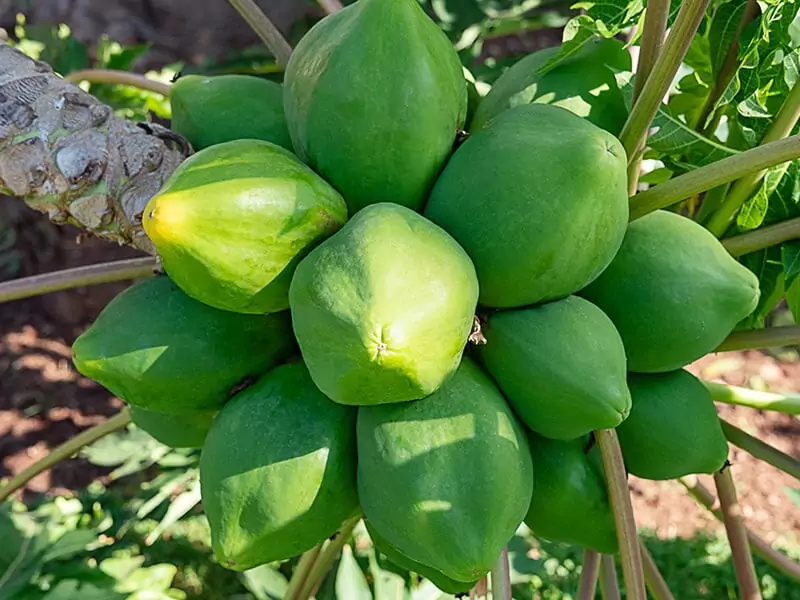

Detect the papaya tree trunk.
[{"left": 0, "top": 42, "right": 189, "bottom": 255}]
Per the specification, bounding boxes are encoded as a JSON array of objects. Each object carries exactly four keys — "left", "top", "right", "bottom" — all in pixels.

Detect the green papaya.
[
  {"left": 289, "top": 203, "right": 479, "bottom": 406},
  {"left": 424, "top": 104, "right": 628, "bottom": 309},
  {"left": 617, "top": 370, "right": 729, "bottom": 480},
  {"left": 479, "top": 296, "right": 631, "bottom": 440},
  {"left": 200, "top": 361, "right": 359, "bottom": 571},
  {"left": 72, "top": 276, "right": 294, "bottom": 413},
  {"left": 579, "top": 210, "right": 760, "bottom": 373},
  {"left": 524, "top": 433, "right": 617, "bottom": 554},
  {"left": 129, "top": 405, "right": 216, "bottom": 448},
  {"left": 366, "top": 522, "right": 477, "bottom": 596},
  {"left": 357, "top": 358, "right": 533, "bottom": 583},
  {"left": 143, "top": 139, "right": 348, "bottom": 314},
  {"left": 284, "top": 0, "right": 467, "bottom": 214},
  {"left": 471, "top": 37, "right": 630, "bottom": 134},
  {"left": 170, "top": 74, "right": 292, "bottom": 151}
]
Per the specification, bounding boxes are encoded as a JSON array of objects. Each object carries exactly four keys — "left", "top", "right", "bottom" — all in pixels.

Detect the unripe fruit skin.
[{"left": 129, "top": 405, "right": 216, "bottom": 448}]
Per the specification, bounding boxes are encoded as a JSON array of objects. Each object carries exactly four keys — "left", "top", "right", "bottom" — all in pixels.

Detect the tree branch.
[
  {"left": 639, "top": 539, "right": 676, "bottom": 600},
  {"left": 704, "top": 381, "right": 800, "bottom": 416},
  {"left": 317, "top": 0, "right": 344, "bottom": 13},
  {"left": 285, "top": 546, "right": 323, "bottom": 600},
  {"left": 599, "top": 555, "right": 621, "bottom": 600},
  {"left": 228, "top": 0, "right": 293, "bottom": 67},
  {"left": 716, "top": 325, "right": 800, "bottom": 352},
  {"left": 577, "top": 550, "right": 601, "bottom": 600},
  {"left": 296, "top": 516, "right": 361, "bottom": 600},
  {"left": 719, "top": 419, "right": 800, "bottom": 480},
  {"left": 65, "top": 69, "right": 172, "bottom": 97},
  {"left": 0, "top": 42, "right": 187, "bottom": 254},
  {"left": 723, "top": 217, "right": 800, "bottom": 256},
  {"left": 714, "top": 466, "right": 763, "bottom": 600}
]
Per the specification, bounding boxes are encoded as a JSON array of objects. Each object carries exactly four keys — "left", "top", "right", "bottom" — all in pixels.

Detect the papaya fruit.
[
  {"left": 366, "top": 522, "right": 477, "bottom": 596},
  {"left": 470, "top": 36, "right": 630, "bottom": 134},
  {"left": 524, "top": 433, "right": 617, "bottom": 554},
  {"left": 143, "top": 139, "right": 348, "bottom": 314},
  {"left": 479, "top": 295, "right": 631, "bottom": 440},
  {"left": 424, "top": 104, "right": 628, "bottom": 309},
  {"left": 170, "top": 74, "right": 292, "bottom": 151},
  {"left": 200, "top": 361, "right": 360, "bottom": 571},
  {"left": 289, "top": 203, "right": 479, "bottom": 406},
  {"left": 284, "top": 0, "right": 467, "bottom": 214},
  {"left": 617, "top": 370, "right": 729, "bottom": 480},
  {"left": 357, "top": 358, "right": 533, "bottom": 583},
  {"left": 71, "top": 275, "right": 294, "bottom": 413},
  {"left": 579, "top": 210, "right": 760, "bottom": 373},
  {"left": 129, "top": 405, "right": 216, "bottom": 448}
]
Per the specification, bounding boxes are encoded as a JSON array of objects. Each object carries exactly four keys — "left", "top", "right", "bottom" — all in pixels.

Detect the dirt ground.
[{"left": 1, "top": 199, "right": 798, "bottom": 548}]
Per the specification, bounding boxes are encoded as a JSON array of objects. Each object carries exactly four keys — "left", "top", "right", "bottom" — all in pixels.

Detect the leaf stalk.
[
  {"left": 65, "top": 69, "right": 172, "bottom": 97},
  {"left": 720, "top": 419, "right": 800, "bottom": 480},
  {"left": 716, "top": 325, "right": 800, "bottom": 352},
  {"left": 704, "top": 381, "right": 800, "bottom": 416},
  {"left": 577, "top": 550, "right": 601, "bottom": 600},
  {"left": 228, "top": 0, "right": 293, "bottom": 66}
]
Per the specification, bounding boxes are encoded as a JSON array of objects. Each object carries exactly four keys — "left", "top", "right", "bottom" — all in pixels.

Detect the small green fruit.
[
  {"left": 289, "top": 203, "right": 479, "bottom": 406},
  {"left": 617, "top": 370, "right": 729, "bottom": 480},
  {"left": 143, "top": 139, "right": 347, "bottom": 314},
  {"left": 71, "top": 276, "right": 294, "bottom": 413},
  {"left": 479, "top": 295, "right": 631, "bottom": 440},
  {"left": 580, "top": 210, "right": 760, "bottom": 372},
  {"left": 170, "top": 74, "right": 292, "bottom": 151},
  {"left": 129, "top": 406, "right": 216, "bottom": 448},
  {"left": 200, "top": 362, "right": 359, "bottom": 571},
  {"left": 357, "top": 358, "right": 533, "bottom": 583}
]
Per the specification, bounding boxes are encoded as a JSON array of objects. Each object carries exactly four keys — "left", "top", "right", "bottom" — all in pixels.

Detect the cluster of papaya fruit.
[{"left": 71, "top": 0, "right": 762, "bottom": 592}]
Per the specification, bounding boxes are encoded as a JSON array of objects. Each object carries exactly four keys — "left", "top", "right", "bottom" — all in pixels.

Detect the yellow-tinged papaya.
[
  {"left": 479, "top": 296, "right": 631, "bottom": 440},
  {"left": 129, "top": 405, "right": 216, "bottom": 448},
  {"left": 357, "top": 358, "right": 533, "bottom": 583},
  {"left": 524, "top": 433, "right": 617, "bottom": 554},
  {"left": 617, "top": 370, "right": 729, "bottom": 480},
  {"left": 424, "top": 104, "right": 628, "bottom": 309},
  {"left": 71, "top": 276, "right": 294, "bottom": 414},
  {"left": 170, "top": 74, "right": 292, "bottom": 151},
  {"left": 284, "top": 0, "right": 467, "bottom": 214},
  {"left": 200, "top": 361, "right": 359, "bottom": 571},
  {"left": 471, "top": 36, "right": 630, "bottom": 134},
  {"left": 289, "top": 203, "right": 479, "bottom": 406},
  {"left": 366, "top": 522, "right": 477, "bottom": 596},
  {"left": 143, "top": 139, "right": 347, "bottom": 314},
  {"left": 579, "top": 210, "right": 760, "bottom": 373}
]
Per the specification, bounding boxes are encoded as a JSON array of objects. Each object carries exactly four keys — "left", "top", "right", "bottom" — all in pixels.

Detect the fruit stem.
[
  {"left": 716, "top": 325, "right": 800, "bottom": 352},
  {"left": 679, "top": 475, "right": 800, "bottom": 582},
  {"left": 598, "top": 555, "right": 621, "bottom": 600},
  {"left": 707, "top": 79, "right": 800, "bottom": 237},
  {"left": 295, "top": 515, "right": 360, "bottom": 600},
  {"left": 719, "top": 419, "right": 800, "bottom": 480},
  {"left": 0, "top": 408, "right": 131, "bottom": 502},
  {"left": 595, "top": 429, "right": 646, "bottom": 600},
  {"left": 639, "top": 539, "right": 676, "bottom": 600},
  {"left": 714, "top": 466, "right": 763, "bottom": 600},
  {"left": 629, "top": 135, "right": 800, "bottom": 220},
  {"left": 284, "top": 546, "right": 323, "bottom": 600},
  {"left": 577, "top": 550, "right": 601, "bottom": 600},
  {"left": 317, "top": 0, "right": 343, "bottom": 13},
  {"left": 65, "top": 69, "right": 172, "bottom": 97},
  {"left": 618, "top": 0, "right": 711, "bottom": 160},
  {"left": 0, "top": 257, "right": 158, "bottom": 305},
  {"left": 227, "top": 0, "right": 293, "bottom": 66},
  {"left": 490, "top": 547, "right": 511, "bottom": 600},
  {"left": 627, "top": 0, "right": 670, "bottom": 195},
  {"left": 722, "top": 217, "right": 800, "bottom": 256},
  {"left": 704, "top": 381, "right": 800, "bottom": 416}
]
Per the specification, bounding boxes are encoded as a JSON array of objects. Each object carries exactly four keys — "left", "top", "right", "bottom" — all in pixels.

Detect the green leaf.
[
  {"left": 783, "top": 487, "right": 800, "bottom": 507},
  {"left": 782, "top": 240, "right": 800, "bottom": 286},
  {"left": 787, "top": 276, "right": 800, "bottom": 322},
  {"left": 709, "top": 0, "right": 748, "bottom": 78},
  {"left": 740, "top": 247, "right": 785, "bottom": 328},
  {"left": 571, "top": 0, "right": 644, "bottom": 35},
  {"left": 115, "top": 564, "right": 178, "bottom": 593},
  {"left": 764, "top": 161, "right": 800, "bottom": 225},
  {"left": 144, "top": 478, "right": 201, "bottom": 546},
  {"left": 240, "top": 564, "right": 289, "bottom": 600},
  {"left": 41, "top": 580, "right": 124, "bottom": 600}
]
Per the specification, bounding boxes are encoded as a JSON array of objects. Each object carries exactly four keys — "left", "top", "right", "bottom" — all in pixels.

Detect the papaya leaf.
[
  {"left": 740, "top": 247, "right": 784, "bottom": 329},
  {"left": 735, "top": 163, "right": 791, "bottom": 231},
  {"left": 40, "top": 580, "right": 124, "bottom": 600},
  {"left": 782, "top": 240, "right": 800, "bottom": 287},
  {"left": 708, "top": 0, "right": 748, "bottom": 79},
  {"left": 570, "top": 0, "right": 644, "bottom": 35},
  {"left": 787, "top": 277, "right": 800, "bottom": 323},
  {"left": 764, "top": 162, "right": 800, "bottom": 225}
]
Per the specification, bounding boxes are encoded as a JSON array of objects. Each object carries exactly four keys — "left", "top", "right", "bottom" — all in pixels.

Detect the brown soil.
[{"left": 2, "top": 200, "right": 799, "bottom": 545}]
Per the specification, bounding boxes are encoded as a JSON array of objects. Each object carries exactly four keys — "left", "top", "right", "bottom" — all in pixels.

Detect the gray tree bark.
[{"left": 0, "top": 41, "right": 187, "bottom": 254}]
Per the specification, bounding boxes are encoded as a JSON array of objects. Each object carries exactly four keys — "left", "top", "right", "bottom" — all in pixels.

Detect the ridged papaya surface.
[
  {"left": 524, "top": 433, "right": 618, "bottom": 554},
  {"left": 143, "top": 139, "right": 347, "bottom": 314},
  {"left": 470, "top": 36, "right": 630, "bottom": 134},
  {"left": 479, "top": 296, "right": 631, "bottom": 439},
  {"left": 366, "top": 522, "right": 477, "bottom": 596},
  {"left": 617, "top": 370, "right": 729, "bottom": 480},
  {"left": 200, "top": 362, "right": 359, "bottom": 571},
  {"left": 580, "top": 210, "right": 760, "bottom": 373},
  {"left": 357, "top": 358, "right": 533, "bottom": 583},
  {"left": 284, "top": 0, "right": 467, "bottom": 214},
  {"left": 71, "top": 276, "right": 294, "bottom": 413},
  {"left": 289, "top": 203, "right": 479, "bottom": 406},
  {"left": 129, "top": 406, "right": 216, "bottom": 448},
  {"left": 425, "top": 104, "right": 628, "bottom": 309},
  {"left": 170, "top": 74, "right": 292, "bottom": 151}
]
